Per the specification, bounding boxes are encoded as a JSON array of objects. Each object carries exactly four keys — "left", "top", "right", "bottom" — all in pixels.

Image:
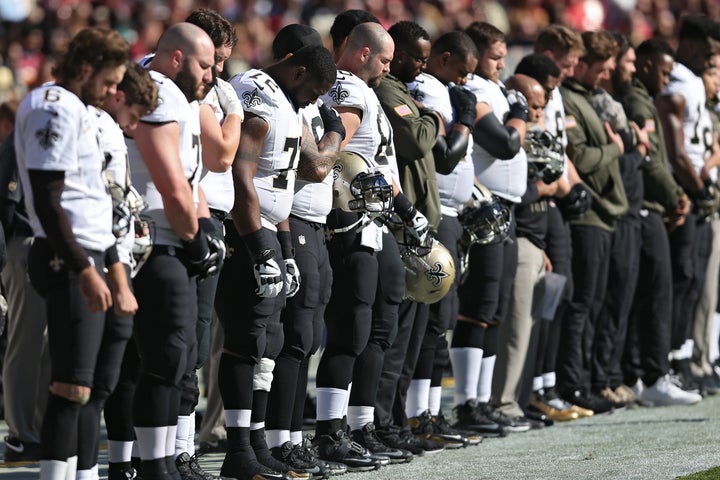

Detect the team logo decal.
[
  {"left": 328, "top": 83, "right": 349, "bottom": 104},
  {"left": 332, "top": 162, "right": 343, "bottom": 180},
  {"left": 35, "top": 121, "right": 60, "bottom": 150},
  {"left": 411, "top": 88, "right": 424, "bottom": 102},
  {"left": 49, "top": 255, "right": 64, "bottom": 272},
  {"left": 298, "top": 235, "right": 306, "bottom": 245},
  {"left": 243, "top": 88, "right": 263, "bottom": 108},
  {"left": 426, "top": 262, "right": 449, "bottom": 287}
]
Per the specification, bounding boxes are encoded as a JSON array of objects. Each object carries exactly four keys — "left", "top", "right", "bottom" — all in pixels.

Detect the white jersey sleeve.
[
  {"left": 231, "top": 69, "right": 303, "bottom": 230},
  {"left": 465, "top": 75, "right": 527, "bottom": 203},
  {"left": 14, "top": 84, "right": 114, "bottom": 252},
  {"left": 199, "top": 82, "right": 235, "bottom": 214},
  {"left": 291, "top": 102, "right": 333, "bottom": 223},
  {"left": 93, "top": 107, "right": 134, "bottom": 265},
  {"left": 127, "top": 70, "right": 203, "bottom": 247},
  {"left": 664, "top": 62, "right": 715, "bottom": 180},
  {"left": 407, "top": 73, "right": 474, "bottom": 215}
]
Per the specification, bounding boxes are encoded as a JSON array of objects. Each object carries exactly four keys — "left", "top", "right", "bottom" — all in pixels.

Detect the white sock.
[
  {"left": 711, "top": 312, "right": 720, "bottom": 364},
  {"left": 65, "top": 456, "right": 77, "bottom": 480},
  {"left": 477, "top": 355, "right": 496, "bottom": 403},
  {"left": 167, "top": 424, "right": 178, "bottom": 458},
  {"left": 682, "top": 339, "right": 694, "bottom": 359},
  {"left": 290, "top": 431, "right": 303, "bottom": 446},
  {"left": 542, "top": 371, "right": 556, "bottom": 389},
  {"left": 134, "top": 426, "right": 168, "bottom": 460},
  {"left": 108, "top": 440, "right": 134, "bottom": 463},
  {"left": 532, "top": 376, "right": 543, "bottom": 392},
  {"left": 346, "top": 405, "right": 374, "bottom": 431},
  {"left": 40, "top": 460, "right": 67, "bottom": 480},
  {"left": 91, "top": 464, "right": 99, "bottom": 480},
  {"left": 266, "top": 429, "right": 290, "bottom": 449},
  {"left": 669, "top": 349, "right": 683, "bottom": 362},
  {"left": 176, "top": 415, "right": 191, "bottom": 457},
  {"left": 187, "top": 411, "right": 196, "bottom": 455},
  {"left": 316, "top": 387, "right": 348, "bottom": 421},
  {"left": 132, "top": 440, "right": 140, "bottom": 459},
  {"left": 428, "top": 386, "right": 442, "bottom": 416},
  {"left": 405, "top": 379, "right": 431, "bottom": 419},
  {"left": 343, "top": 382, "right": 352, "bottom": 418},
  {"left": 450, "top": 347, "right": 483, "bottom": 405},
  {"left": 225, "top": 409, "right": 252, "bottom": 428},
  {"left": 249, "top": 421, "right": 265, "bottom": 431},
  {"left": 76, "top": 469, "right": 92, "bottom": 480}
]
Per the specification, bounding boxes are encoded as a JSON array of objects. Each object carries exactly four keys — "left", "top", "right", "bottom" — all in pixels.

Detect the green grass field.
[{"left": 3, "top": 393, "right": 720, "bottom": 479}]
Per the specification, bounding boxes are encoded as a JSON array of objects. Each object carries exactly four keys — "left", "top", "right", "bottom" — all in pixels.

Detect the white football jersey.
[
  {"left": 544, "top": 85, "right": 570, "bottom": 180},
  {"left": 93, "top": 107, "right": 134, "bottom": 265},
  {"left": 465, "top": 74, "right": 527, "bottom": 203},
  {"left": 291, "top": 101, "right": 333, "bottom": 224},
  {"left": 231, "top": 69, "right": 303, "bottom": 231},
  {"left": 321, "top": 70, "right": 401, "bottom": 251},
  {"left": 664, "top": 62, "right": 715, "bottom": 180},
  {"left": 407, "top": 73, "right": 474, "bottom": 216},
  {"left": 15, "top": 84, "right": 115, "bottom": 252},
  {"left": 127, "top": 70, "right": 202, "bottom": 247},
  {"left": 198, "top": 84, "right": 234, "bottom": 214}
]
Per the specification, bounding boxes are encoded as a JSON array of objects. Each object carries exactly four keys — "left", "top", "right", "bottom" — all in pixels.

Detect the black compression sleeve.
[
  {"left": 433, "top": 129, "right": 470, "bottom": 175},
  {"left": 472, "top": 113, "right": 522, "bottom": 160},
  {"left": 29, "top": 169, "right": 90, "bottom": 272}
]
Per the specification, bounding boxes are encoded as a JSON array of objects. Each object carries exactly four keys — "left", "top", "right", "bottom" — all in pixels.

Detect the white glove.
[
  {"left": 405, "top": 209, "right": 429, "bottom": 245},
  {"left": 254, "top": 255, "right": 283, "bottom": 298},
  {"left": 214, "top": 78, "right": 244, "bottom": 121},
  {"left": 284, "top": 258, "right": 301, "bottom": 298}
]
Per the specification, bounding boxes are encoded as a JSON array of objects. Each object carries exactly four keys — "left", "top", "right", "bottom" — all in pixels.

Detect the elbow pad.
[
  {"left": 472, "top": 114, "right": 522, "bottom": 160},
  {"left": 433, "top": 129, "right": 470, "bottom": 175}
]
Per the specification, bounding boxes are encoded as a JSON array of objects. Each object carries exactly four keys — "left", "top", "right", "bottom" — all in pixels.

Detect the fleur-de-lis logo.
[
  {"left": 49, "top": 255, "right": 64, "bottom": 272},
  {"left": 426, "top": 262, "right": 449, "bottom": 287},
  {"left": 332, "top": 162, "right": 343, "bottom": 180},
  {"left": 411, "top": 88, "right": 424, "bottom": 102},
  {"left": 35, "top": 121, "right": 60, "bottom": 150},
  {"left": 242, "top": 88, "right": 262, "bottom": 108},
  {"left": 328, "top": 83, "right": 349, "bottom": 104}
]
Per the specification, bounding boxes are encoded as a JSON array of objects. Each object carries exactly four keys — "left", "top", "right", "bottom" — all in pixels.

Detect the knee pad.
[{"left": 252, "top": 357, "right": 275, "bottom": 392}]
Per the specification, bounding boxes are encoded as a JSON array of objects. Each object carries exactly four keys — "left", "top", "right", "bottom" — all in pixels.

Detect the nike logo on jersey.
[
  {"left": 426, "top": 262, "right": 450, "bottom": 287},
  {"left": 243, "top": 88, "right": 263, "bottom": 108},
  {"left": 328, "top": 83, "right": 350, "bottom": 104},
  {"left": 35, "top": 121, "right": 60, "bottom": 150}
]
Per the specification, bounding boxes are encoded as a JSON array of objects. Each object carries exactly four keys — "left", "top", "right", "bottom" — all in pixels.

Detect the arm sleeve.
[
  {"left": 377, "top": 83, "right": 440, "bottom": 161},
  {"left": 472, "top": 112, "right": 522, "bottom": 160},
  {"left": 29, "top": 169, "right": 90, "bottom": 272},
  {"left": 432, "top": 129, "right": 470, "bottom": 174}
]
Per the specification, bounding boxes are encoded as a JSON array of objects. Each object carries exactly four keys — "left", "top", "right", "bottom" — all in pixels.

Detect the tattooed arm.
[
  {"left": 297, "top": 122, "right": 342, "bottom": 183},
  {"left": 230, "top": 112, "right": 268, "bottom": 236}
]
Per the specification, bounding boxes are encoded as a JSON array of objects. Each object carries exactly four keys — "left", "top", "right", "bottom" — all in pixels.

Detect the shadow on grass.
[
  {"left": 562, "top": 417, "right": 710, "bottom": 428},
  {"left": 677, "top": 465, "right": 720, "bottom": 479}
]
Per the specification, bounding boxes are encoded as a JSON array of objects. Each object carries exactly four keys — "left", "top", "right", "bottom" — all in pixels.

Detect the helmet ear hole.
[
  {"left": 457, "top": 183, "right": 511, "bottom": 246},
  {"left": 401, "top": 240, "right": 456, "bottom": 304}
]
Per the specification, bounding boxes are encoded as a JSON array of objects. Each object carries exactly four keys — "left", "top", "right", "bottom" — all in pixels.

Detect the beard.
[{"left": 175, "top": 62, "right": 204, "bottom": 102}]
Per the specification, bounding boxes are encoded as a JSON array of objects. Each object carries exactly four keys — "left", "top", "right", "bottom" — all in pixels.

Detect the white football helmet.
[
  {"left": 332, "top": 151, "right": 393, "bottom": 215},
  {"left": 457, "top": 183, "right": 511, "bottom": 246},
  {"left": 400, "top": 239, "right": 456, "bottom": 304},
  {"left": 524, "top": 128, "right": 564, "bottom": 184}
]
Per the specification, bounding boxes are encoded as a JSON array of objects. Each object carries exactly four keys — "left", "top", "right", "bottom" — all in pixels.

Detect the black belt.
[{"left": 289, "top": 214, "right": 325, "bottom": 230}]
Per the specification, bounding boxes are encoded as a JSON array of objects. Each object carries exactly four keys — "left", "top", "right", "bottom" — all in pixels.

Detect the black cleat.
[
  {"left": 452, "top": 400, "right": 507, "bottom": 437},
  {"left": 351, "top": 422, "right": 413, "bottom": 464},
  {"left": 312, "top": 430, "right": 383, "bottom": 472},
  {"left": 409, "top": 410, "right": 465, "bottom": 449},
  {"left": 3, "top": 435, "right": 41, "bottom": 463}
]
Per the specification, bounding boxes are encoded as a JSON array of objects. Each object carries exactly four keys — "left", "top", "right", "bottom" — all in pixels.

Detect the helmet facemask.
[{"left": 348, "top": 171, "right": 394, "bottom": 214}]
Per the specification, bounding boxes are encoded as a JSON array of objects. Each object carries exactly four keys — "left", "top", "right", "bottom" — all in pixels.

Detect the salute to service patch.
[
  {"left": 394, "top": 104, "right": 413, "bottom": 116},
  {"left": 565, "top": 115, "right": 577, "bottom": 129}
]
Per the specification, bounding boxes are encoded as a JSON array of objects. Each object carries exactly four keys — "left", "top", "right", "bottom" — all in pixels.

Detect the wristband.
[
  {"left": 393, "top": 193, "right": 416, "bottom": 222},
  {"left": 241, "top": 228, "right": 275, "bottom": 260},
  {"left": 277, "top": 230, "right": 295, "bottom": 259},
  {"left": 181, "top": 228, "right": 209, "bottom": 259}
]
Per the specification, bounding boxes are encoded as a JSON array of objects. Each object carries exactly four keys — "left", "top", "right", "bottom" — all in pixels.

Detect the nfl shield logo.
[{"left": 298, "top": 235, "right": 306, "bottom": 245}]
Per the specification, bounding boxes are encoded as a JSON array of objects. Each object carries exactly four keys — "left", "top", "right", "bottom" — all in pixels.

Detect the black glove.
[
  {"left": 505, "top": 89, "right": 529, "bottom": 122},
  {"left": 558, "top": 183, "right": 592, "bottom": 220},
  {"left": 693, "top": 180, "right": 720, "bottom": 220},
  {"left": 182, "top": 218, "right": 224, "bottom": 278},
  {"left": 448, "top": 85, "right": 477, "bottom": 131},
  {"left": 319, "top": 103, "right": 346, "bottom": 141}
]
